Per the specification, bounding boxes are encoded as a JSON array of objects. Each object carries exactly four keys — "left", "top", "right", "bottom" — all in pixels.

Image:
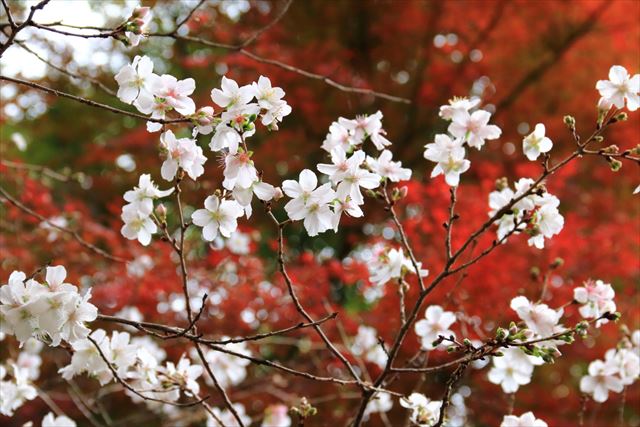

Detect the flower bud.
[
  {"left": 496, "top": 327, "right": 508, "bottom": 341},
  {"left": 523, "top": 329, "right": 535, "bottom": 340},
  {"left": 195, "top": 106, "right": 214, "bottom": 126},
  {"left": 608, "top": 158, "right": 622, "bottom": 172},
  {"left": 593, "top": 135, "right": 604, "bottom": 143},
  {"left": 530, "top": 266, "right": 540, "bottom": 280},
  {"left": 132, "top": 6, "right": 150, "bottom": 19},
  {"left": 563, "top": 115, "right": 576, "bottom": 129},
  {"left": 155, "top": 204, "right": 167, "bottom": 222},
  {"left": 597, "top": 97, "right": 612, "bottom": 112},
  {"left": 509, "top": 323, "right": 518, "bottom": 336},
  {"left": 550, "top": 257, "right": 564, "bottom": 269},
  {"left": 614, "top": 112, "right": 628, "bottom": 122},
  {"left": 272, "top": 187, "right": 284, "bottom": 200}
]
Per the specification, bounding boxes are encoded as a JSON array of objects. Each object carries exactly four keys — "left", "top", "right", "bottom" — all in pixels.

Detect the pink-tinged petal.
[
  {"left": 203, "top": 195, "right": 220, "bottom": 212},
  {"left": 298, "top": 169, "right": 318, "bottom": 192},
  {"left": 161, "top": 159, "right": 178, "bottom": 181},
  {"left": 211, "top": 88, "right": 231, "bottom": 107},
  {"left": 471, "top": 109, "right": 492, "bottom": 126},
  {"left": 137, "top": 56, "right": 154, "bottom": 76},
  {"left": 191, "top": 209, "right": 212, "bottom": 227},
  {"left": 176, "top": 78, "right": 195, "bottom": 95},
  {"left": 284, "top": 198, "right": 307, "bottom": 221},
  {"left": 138, "top": 229, "right": 152, "bottom": 246},
  {"left": 282, "top": 180, "right": 303, "bottom": 198},
  {"left": 117, "top": 86, "right": 139, "bottom": 104},
  {"left": 202, "top": 223, "right": 219, "bottom": 241},
  {"left": 626, "top": 93, "right": 639, "bottom": 112},
  {"left": 608, "top": 65, "right": 628, "bottom": 85},
  {"left": 45, "top": 265, "right": 66, "bottom": 287},
  {"left": 253, "top": 182, "right": 276, "bottom": 201},
  {"left": 220, "top": 76, "right": 238, "bottom": 93}
]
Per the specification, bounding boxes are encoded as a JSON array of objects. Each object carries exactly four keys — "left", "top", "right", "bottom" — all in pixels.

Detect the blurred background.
[{"left": 1, "top": 0, "right": 639, "bottom": 426}]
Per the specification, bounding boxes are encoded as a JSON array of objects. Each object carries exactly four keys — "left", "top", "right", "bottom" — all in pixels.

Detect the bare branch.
[
  {"left": 0, "top": 75, "right": 190, "bottom": 124},
  {"left": 0, "top": 185, "right": 129, "bottom": 263}
]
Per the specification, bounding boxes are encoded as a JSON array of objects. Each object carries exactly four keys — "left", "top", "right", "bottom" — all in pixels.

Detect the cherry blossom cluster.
[
  {"left": 59, "top": 327, "right": 206, "bottom": 406},
  {"left": 281, "top": 112, "right": 412, "bottom": 236},
  {"left": 0, "top": 337, "right": 43, "bottom": 416},
  {"left": 118, "top": 6, "right": 152, "bottom": 47},
  {"left": 120, "top": 174, "right": 174, "bottom": 246},
  {"left": 488, "top": 178, "right": 564, "bottom": 248},
  {"left": 424, "top": 97, "right": 501, "bottom": 186},
  {"left": 573, "top": 279, "right": 616, "bottom": 327},
  {"left": 0, "top": 267, "right": 97, "bottom": 347},
  {"left": 580, "top": 332, "right": 639, "bottom": 402}
]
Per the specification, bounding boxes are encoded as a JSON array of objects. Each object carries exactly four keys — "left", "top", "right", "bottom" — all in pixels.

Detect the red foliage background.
[{"left": 1, "top": 0, "right": 639, "bottom": 426}]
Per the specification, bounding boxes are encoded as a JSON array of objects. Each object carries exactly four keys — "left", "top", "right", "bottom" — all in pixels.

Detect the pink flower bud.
[
  {"left": 273, "top": 187, "right": 284, "bottom": 200},
  {"left": 132, "top": 6, "right": 150, "bottom": 19}
]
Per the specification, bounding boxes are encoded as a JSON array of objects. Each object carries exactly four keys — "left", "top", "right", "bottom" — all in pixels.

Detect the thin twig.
[
  {"left": 0, "top": 185, "right": 128, "bottom": 263},
  {"left": 0, "top": 75, "right": 190, "bottom": 124}
]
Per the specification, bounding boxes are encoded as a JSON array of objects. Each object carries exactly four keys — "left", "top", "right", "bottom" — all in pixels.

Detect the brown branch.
[
  {"left": 238, "top": 0, "right": 293, "bottom": 48},
  {"left": 382, "top": 183, "right": 426, "bottom": 292},
  {"left": 1, "top": 159, "right": 71, "bottom": 182},
  {"left": 351, "top": 113, "right": 616, "bottom": 426},
  {"left": 170, "top": 0, "right": 207, "bottom": 35},
  {"left": 0, "top": 185, "right": 128, "bottom": 263},
  {"left": 16, "top": 40, "right": 116, "bottom": 96},
  {"left": 0, "top": 75, "right": 190, "bottom": 124},
  {"left": 87, "top": 336, "right": 210, "bottom": 408},
  {"left": 0, "top": 0, "right": 51, "bottom": 57},
  {"left": 267, "top": 210, "right": 364, "bottom": 386}
]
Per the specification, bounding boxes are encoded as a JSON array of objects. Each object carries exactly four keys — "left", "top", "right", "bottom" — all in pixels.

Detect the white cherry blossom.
[
  {"left": 399, "top": 393, "right": 442, "bottom": 427},
  {"left": 42, "top": 412, "right": 77, "bottom": 427},
  {"left": 283, "top": 169, "right": 337, "bottom": 236},
  {"left": 366, "top": 150, "right": 412, "bottom": 182},
  {"left": 448, "top": 109, "right": 501, "bottom": 149},
  {"left": 580, "top": 359, "right": 624, "bottom": 402},
  {"left": 191, "top": 196, "right": 244, "bottom": 241},
  {"left": 510, "top": 296, "right": 562, "bottom": 337},
  {"left": 262, "top": 404, "right": 292, "bottom": 427},
  {"left": 596, "top": 65, "right": 639, "bottom": 111},
  {"left": 123, "top": 174, "right": 174, "bottom": 214},
  {"left": 159, "top": 130, "right": 206, "bottom": 181},
  {"left": 252, "top": 75, "right": 285, "bottom": 109},
  {"left": 574, "top": 279, "right": 616, "bottom": 326},
  {"left": 211, "top": 76, "right": 255, "bottom": 109},
  {"left": 149, "top": 74, "right": 196, "bottom": 116},
  {"left": 210, "top": 125, "right": 242, "bottom": 155},
  {"left": 114, "top": 55, "right": 156, "bottom": 109},
  {"left": 500, "top": 411, "right": 548, "bottom": 427},
  {"left": 415, "top": 305, "right": 457, "bottom": 349},
  {"left": 488, "top": 347, "right": 543, "bottom": 393},
  {"left": 121, "top": 204, "right": 157, "bottom": 246},
  {"left": 604, "top": 348, "right": 640, "bottom": 386},
  {"left": 363, "top": 393, "right": 393, "bottom": 421},
  {"left": 223, "top": 151, "right": 259, "bottom": 190},
  {"left": 522, "top": 123, "right": 553, "bottom": 161},
  {"left": 424, "top": 134, "right": 470, "bottom": 186},
  {"left": 322, "top": 121, "right": 355, "bottom": 153},
  {"left": 351, "top": 325, "right": 388, "bottom": 369},
  {"left": 439, "top": 96, "right": 480, "bottom": 120}
]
